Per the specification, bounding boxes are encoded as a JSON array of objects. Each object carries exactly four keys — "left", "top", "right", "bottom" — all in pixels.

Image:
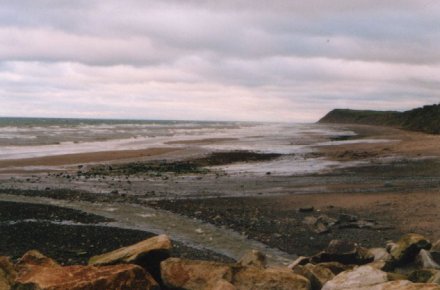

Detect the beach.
[{"left": 1, "top": 120, "right": 440, "bottom": 266}]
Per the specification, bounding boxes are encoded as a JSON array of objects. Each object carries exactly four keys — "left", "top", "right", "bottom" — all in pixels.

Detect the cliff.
[{"left": 318, "top": 103, "right": 440, "bottom": 134}]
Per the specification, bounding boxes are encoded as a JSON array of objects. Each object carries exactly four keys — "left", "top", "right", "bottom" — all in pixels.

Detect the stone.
[
  {"left": 317, "top": 262, "right": 353, "bottom": 275},
  {"left": 160, "top": 258, "right": 233, "bottom": 290},
  {"left": 312, "top": 240, "right": 374, "bottom": 265},
  {"left": 416, "top": 249, "right": 440, "bottom": 269},
  {"left": 431, "top": 240, "right": 440, "bottom": 265},
  {"left": 408, "top": 269, "right": 439, "bottom": 283},
  {"left": 429, "top": 271, "right": 440, "bottom": 284},
  {"left": 0, "top": 257, "right": 16, "bottom": 290},
  {"left": 369, "top": 248, "right": 392, "bottom": 262},
  {"left": 303, "top": 215, "right": 337, "bottom": 234},
  {"left": 238, "top": 250, "right": 266, "bottom": 268},
  {"left": 233, "top": 266, "right": 311, "bottom": 290},
  {"left": 288, "top": 256, "right": 310, "bottom": 270},
  {"left": 322, "top": 265, "right": 388, "bottom": 290},
  {"left": 89, "top": 234, "right": 171, "bottom": 282},
  {"left": 371, "top": 281, "right": 440, "bottom": 290},
  {"left": 15, "top": 250, "right": 158, "bottom": 290},
  {"left": 390, "top": 233, "right": 431, "bottom": 265},
  {"left": 212, "top": 279, "right": 236, "bottom": 290},
  {"left": 299, "top": 206, "right": 315, "bottom": 212},
  {"left": 160, "top": 258, "right": 311, "bottom": 290},
  {"left": 293, "top": 263, "right": 334, "bottom": 290}
]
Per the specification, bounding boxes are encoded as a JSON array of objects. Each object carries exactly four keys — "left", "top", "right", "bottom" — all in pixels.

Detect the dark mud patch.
[
  {"left": 0, "top": 201, "right": 234, "bottom": 265},
  {"left": 84, "top": 150, "right": 282, "bottom": 176}
]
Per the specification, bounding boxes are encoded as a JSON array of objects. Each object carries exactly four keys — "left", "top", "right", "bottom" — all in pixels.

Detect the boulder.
[
  {"left": 15, "top": 250, "right": 159, "bottom": 290},
  {"left": 429, "top": 271, "right": 440, "bottom": 284},
  {"left": 288, "top": 256, "right": 310, "bottom": 270},
  {"left": 431, "top": 240, "right": 440, "bottom": 264},
  {"left": 88, "top": 234, "right": 172, "bottom": 282},
  {"left": 369, "top": 248, "right": 392, "bottom": 262},
  {"left": 233, "top": 266, "right": 311, "bottom": 290},
  {"left": 317, "top": 262, "right": 353, "bottom": 275},
  {"left": 0, "top": 256, "right": 16, "bottom": 290},
  {"left": 212, "top": 279, "right": 237, "bottom": 290},
  {"left": 408, "top": 269, "right": 439, "bottom": 283},
  {"left": 322, "top": 265, "right": 388, "bottom": 290},
  {"left": 160, "top": 258, "right": 311, "bottom": 290},
  {"left": 312, "top": 240, "right": 374, "bottom": 265},
  {"left": 390, "top": 234, "right": 431, "bottom": 265},
  {"left": 416, "top": 249, "right": 440, "bottom": 269},
  {"left": 160, "top": 258, "right": 233, "bottom": 290},
  {"left": 237, "top": 250, "right": 266, "bottom": 268},
  {"left": 303, "top": 215, "right": 337, "bottom": 234},
  {"left": 370, "top": 281, "right": 440, "bottom": 290},
  {"left": 293, "top": 263, "right": 334, "bottom": 290}
]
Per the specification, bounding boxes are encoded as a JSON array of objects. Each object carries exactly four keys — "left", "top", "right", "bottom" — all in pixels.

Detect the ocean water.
[{"left": 0, "top": 117, "right": 371, "bottom": 175}]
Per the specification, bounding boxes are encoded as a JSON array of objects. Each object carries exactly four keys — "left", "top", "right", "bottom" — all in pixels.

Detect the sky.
[{"left": 0, "top": 1, "right": 439, "bottom": 122}]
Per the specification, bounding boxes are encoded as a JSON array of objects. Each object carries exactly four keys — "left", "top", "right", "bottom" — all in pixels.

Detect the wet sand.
[{"left": 1, "top": 124, "right": 440, "bottom": 263}]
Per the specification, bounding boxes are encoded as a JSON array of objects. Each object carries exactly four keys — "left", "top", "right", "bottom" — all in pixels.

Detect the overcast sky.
[{"left": 0, "top": 1, "right": 439, "bottom": 122}]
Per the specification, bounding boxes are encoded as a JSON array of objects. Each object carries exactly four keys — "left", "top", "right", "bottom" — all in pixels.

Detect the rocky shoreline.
[{"left": 3, "top": 233, "right": 440, "bottom": 289}]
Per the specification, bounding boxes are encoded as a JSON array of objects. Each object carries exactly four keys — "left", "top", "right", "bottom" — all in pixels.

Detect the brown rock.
[
  {"left": 317, "top": 262, "right": 352, "bottom": 275},
  {"left": 237, "top": 250, "right": 266, "bottom": 268},
  {"left": 390, "top": 233, "right": 431, "bottom": 265},
  {"left": 89, "top": 234, "right": 171, "bottom": 283},
  {"left": 312, "top": 240, "right": 374, "bottom": 265},
  {"left": 288, "top": 256, "right": 310, "bottom": 270},
  {"left": 293, "top": 263, "right": 334, "bottom": 290},
  {"left": 15, "top": 251, "right": 158, "bottom": 290},
  {"left": 160, "top": 258, "right": 311, "bottom": 290},
  {"left": 0, "top": 257, "right": 16, "bottom": 290},
  {"left": 408, "top": 269, "right": 439, "bottom": 283},
  {"left": 160, "top": 258, "right": 233, "bottom": 290},
  {"left": 212, "top": 279, "right": 237, "bottom": 290},
  {"left": 322, "top": 265, "right": 389, "bottom": 290},
  {"left": 233, "top": 266, "right": 311, "bottom": 290}
]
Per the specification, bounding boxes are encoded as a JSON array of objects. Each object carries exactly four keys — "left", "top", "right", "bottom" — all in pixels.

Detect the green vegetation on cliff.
[{"left": 319, "top": 104, "right": 440, "bottom": 134}]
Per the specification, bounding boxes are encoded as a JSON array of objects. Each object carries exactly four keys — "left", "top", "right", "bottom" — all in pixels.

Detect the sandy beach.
[{"left": 1, "top": 123, "right": 440, "bottom": 265}]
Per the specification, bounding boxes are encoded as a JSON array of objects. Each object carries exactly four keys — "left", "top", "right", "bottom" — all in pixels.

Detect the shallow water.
[{"left": 0, "top": 193, "right": 296, "bottom": 265}]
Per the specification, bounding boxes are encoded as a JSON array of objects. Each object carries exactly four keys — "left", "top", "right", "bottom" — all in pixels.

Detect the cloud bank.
[{"left": 1, "top": 0, "right": 439, "bottom": 121}]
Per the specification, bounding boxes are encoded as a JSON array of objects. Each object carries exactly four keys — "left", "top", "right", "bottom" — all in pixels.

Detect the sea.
[{"left": 0, "top": 117, "right": 374, "bottom": 175}]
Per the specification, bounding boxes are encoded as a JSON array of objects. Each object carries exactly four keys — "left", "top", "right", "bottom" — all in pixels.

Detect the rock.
[
  {"left": 431, "top": 240, "right": 440, "bottom": 265},
  {"left": 416, "top": 249, "right": 440, "bottom": 269},
  {"left": 293, "top": 263, "right": 334, "bottom": 290},
  {"left": 0, "top": 257, "right": 16, "bottom": 290},
  {"left": 233, "top": 266, "right": 311, "bottom": 290},
  {"left": 408, "top": 269, "right": 439, "bottom": 283},
  {"left": 238, "top": 250, "right": 266, "bottom": 268},
  {"left": 17, "top": 250, "right": 60, "bottom": 269},
  {"left": 312, "top": 240, "right": 374, "bottom": 265},
  {"left": 212, "top": 279, "right": 236, "bottom": 290},
  {"left": 288, "top": 256, "right": 311, "bottom": 270},
  {"left": 390, "top": 233, "right": 431, "bottom": 265},
  {"left": 15, "top": 250, "right": 158, "bottom": 290},
  {"left": 371, "top": 280, "right": 440, "bottom": 290},
  {"left": 369, "top": 248, "right": 392, "bottom": 262},
  {"left": 429, "top": 271, "right": 440, "bottom": 284},
  {"left": 299, "top": 206, "right": 315, "bottom": 212},
  {"left": 160, "top": 258, "right": 311, "bottom": 290},
  {"left": 160, "top": 258, "right": 233, "bottom": 290},
  {"left": 317, "top": 262, "right": 353, "bottom": 275},
  {"left": 322, "top": 265, "right": 388, "bottom": 290},
  {"left": 89, "top": 234, "right": 171, "bottom": 283},
  {"left": 303, "top": 215, "right": 337, "bottom": 234},
  {"left": 338, "top": 214, "right": 358, "bottom": 223}
]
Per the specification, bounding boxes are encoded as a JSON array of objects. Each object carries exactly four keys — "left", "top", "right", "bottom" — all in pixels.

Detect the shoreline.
[{"left": 1, "top": 123, "right": 439, "bottom": 265}]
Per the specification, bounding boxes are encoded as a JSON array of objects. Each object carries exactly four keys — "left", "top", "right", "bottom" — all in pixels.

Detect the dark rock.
[
  {"left": 390, "top": 233, "right": 431, "bottom": 265},
  {"left": 312, "top": 240, "right": 374, "bottom": 265}
]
